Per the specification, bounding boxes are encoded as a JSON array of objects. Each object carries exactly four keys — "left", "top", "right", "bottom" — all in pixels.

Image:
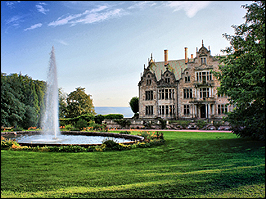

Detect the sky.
[{"left": 1, "top": 1, "right": 252, "bottom": 107}]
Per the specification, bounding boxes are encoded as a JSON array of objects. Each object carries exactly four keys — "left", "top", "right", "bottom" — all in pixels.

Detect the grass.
[{"left": 1, "top": 131, "right": 265, "bottom": 198}]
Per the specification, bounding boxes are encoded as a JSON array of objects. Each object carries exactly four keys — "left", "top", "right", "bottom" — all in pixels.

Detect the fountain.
[
  {"left": 41, "top": 46, "right": 60, "bottom": 140},
  {"left": 1, "top": 46, "right": 144, "bottom": 147}
]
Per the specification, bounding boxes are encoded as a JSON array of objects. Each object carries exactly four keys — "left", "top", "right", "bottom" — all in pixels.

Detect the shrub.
[
  {"left": 88, "top": 121, "right": 107, "bottom": 131},
  {"left": 64, "top": 124, "right": 74, "bottom": 131},
  {"left": 13, "top": 126, "right": 24, "bottom": 131},
  {"left": 137, "top": 131, "right": 164, "bottom": 142},
  {"left": 1, "top": 137, "right": 15, "bottom": 149},
  {"left": 213, "top": 120, "right": 222, "bottom": 129},
  {"left": 94, "top": 114, "right": 105, "bottom": 124},
  {"left": 74, "top": 119, "right": 88, "bottom": 130},
  {"left": 114, "top": 119, "right": 131, "bottom": 128},
  {"left": 196, "top": 120, "right": 207, "bottom": 129},
  {"left": 119, "top": 131, "right": 131, "bottom": 134},
  {"left": 101, "top": 139, "right": 132, "bottom": 151},
  {"left": 57, "top": 145, "right": 88, "bottom": 153},
  {"left": 102, "top": 139, "right": 119, "bottom": 148},
  {"left": 158, "top": 118, "right": 166, "bottom": 129},
  {"left": 104, "top": 114, "right": 123, "bottom": 119}
]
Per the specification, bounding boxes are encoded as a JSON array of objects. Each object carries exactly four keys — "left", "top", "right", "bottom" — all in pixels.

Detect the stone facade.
[
  {"left": 138, "top": 41, "right": 233, "bottom": 120},
  {"left": 138, "top": 63, "right": 178, "bottom": 119}
]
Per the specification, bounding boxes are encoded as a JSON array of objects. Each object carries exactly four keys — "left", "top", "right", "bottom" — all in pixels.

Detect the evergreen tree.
[
  {"left": 213, "top": 1, "right": 265, "bottom": 140},
  {"left": 129, "top": 97, "right": 139, "bottom": 118}
]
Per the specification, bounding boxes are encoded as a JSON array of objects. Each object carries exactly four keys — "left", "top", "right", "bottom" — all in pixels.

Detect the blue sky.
[{"left": 1, "top": 1, "right": 251, "bottom": 107}]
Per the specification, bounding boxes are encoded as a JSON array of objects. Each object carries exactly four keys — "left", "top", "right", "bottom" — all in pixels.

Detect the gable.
[{"left": 148, "top": 59, "right": 187, "bottom": 81}]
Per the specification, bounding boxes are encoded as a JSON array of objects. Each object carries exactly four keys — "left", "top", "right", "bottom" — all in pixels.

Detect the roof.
[{"left": 148, "top": 59, "right": 188, "bottom": 81}]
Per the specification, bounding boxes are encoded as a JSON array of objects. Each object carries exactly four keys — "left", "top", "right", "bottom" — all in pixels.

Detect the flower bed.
[{"left": 1, "top": 131, "right": 165, "bottom": 153}]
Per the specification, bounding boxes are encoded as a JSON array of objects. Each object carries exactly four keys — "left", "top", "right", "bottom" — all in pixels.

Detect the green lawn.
[{"left": 1, "top": 131, "right": 265, "bottom": 198}]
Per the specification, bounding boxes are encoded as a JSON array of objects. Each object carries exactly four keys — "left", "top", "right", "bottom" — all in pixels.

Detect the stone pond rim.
[{"left": 1, "top": 131, "right": 145, "bottom": 147}]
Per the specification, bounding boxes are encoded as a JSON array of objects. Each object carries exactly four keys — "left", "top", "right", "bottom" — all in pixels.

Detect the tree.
[
  {"left": 129, "top": 97, "right": 139, "bottom": 118},
  {"left": 1, "top": 72, "right": 46, "bottom": 129},
  {"left": 212, "top": 1, "right": 265, "bottom": 140},
  {"left": 65, "top": 87, "right": 96, "bottom": 118},
  {"left": 58, "top": 87, "right": 67, "bottom": 118},
  {"left": 1, "top": 73, "right": 26, "bottom": 127}
]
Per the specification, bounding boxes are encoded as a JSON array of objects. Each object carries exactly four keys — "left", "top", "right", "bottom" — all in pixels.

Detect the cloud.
[
  {"left": 48, "top": 13, "right": 82, "bottom": 26},
  {"left": 36, "top": 3, "right": 49, "bottom": 14},
  {"left": 127, "top": 1, "right": 157, "bottom": 9},
  {"left": 166, "top": 1, "right": 211, "bottom": 18},
  {"left": 6, "top": 15, "right": 21, "bottom": 24},
  {"left": 73, "top": 8, "right": 123, "bottom": 24},
  {"left": 55, "top": 39, "right": 69, "bottom": 46},
  {"left": 4, "top": 14, "right": 24, "bottom": 33},
  {"left": 24, "top": 23, "right": 42, "bottom": 31},
  {"left": 48, "top": 5, "right": 125, "bottom": 27},
  {"left": 6, "top": 1, "right": 20, "bottom": 9},
  {"left": 89, "top": 5, "right": 108, "bottom": 13}
]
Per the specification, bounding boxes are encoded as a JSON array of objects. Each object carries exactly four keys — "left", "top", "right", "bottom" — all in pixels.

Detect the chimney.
[
  {"left": 164, "top": 49, "right": 168, "bottom": 66},
  {"left": 191, "top": 54, "right": 193, "bottom": 59},
  {"left": 184, "top": 47, "right": 188, "bottom": 64}
]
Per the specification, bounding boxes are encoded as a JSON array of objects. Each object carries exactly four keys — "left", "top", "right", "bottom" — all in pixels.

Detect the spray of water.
[{"left": 41, "top": 46, "right": 60, "bottom": 139}]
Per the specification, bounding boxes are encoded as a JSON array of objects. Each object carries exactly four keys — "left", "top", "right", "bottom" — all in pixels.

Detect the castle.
[{"left": 138, "top": 41, "right": 233, "bottom": 120}]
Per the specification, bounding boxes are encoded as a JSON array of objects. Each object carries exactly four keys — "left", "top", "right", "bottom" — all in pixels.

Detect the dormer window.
[{"left": 201, "top": 57, "right": 206, "bottom": 65}]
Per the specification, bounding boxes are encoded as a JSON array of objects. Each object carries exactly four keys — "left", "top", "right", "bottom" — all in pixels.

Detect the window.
[
  {"left": 165, "top": 73, "right": 170, "bottom": 83},
  {"left": 184, "top": 105, "right": 190, "bottom": 115},
  {"left": 166, "top": 105, "right": 169, "bottom": 115},
  {"left": 169, "top": 105, "right": 175, "bottom": 116},
  {"left": 184, "top": 88, "right": 193, "bottom": 99},
  {"left": 169, "top": 89, "right": 174, "bottom": 99},
  {"left": 185, "top": 72, "right": 190, "bottom": 83},
  {"left": 218, "top": 104, "right": 227, "bottom": 114},
  {"left": 165, "top": 89, "right": 168, "bottom": 99},
  {"left": 159, "top": 105, "right": 175, "bottom": 116},
  {"left": 185, "top": 76, "right": 190, "bottom": 83},
  {"left": 158, "top": 90, "right": 162, "bottom": 100},
  {"left": 200, "top": 88, "right": 209, "bottom": 98},
  {"left": 145, "top": 91, "right": 153, "bottom": 100},
  {"left": 197, "top": 72, "right": 201, "bottom": 82},
  {"left": 158, "top": 89, "right": 174, "bottom": 100},
  {"left": 145, "top": 106, "right": 153, "bottom": 115},
  {"left": 201, "top": 57, "right": 206, "bottom": 64},
  {"left": 159, "top": 106, "right": 163, "bottom": 115},
  {"left": 146, "top": 75, "right": 151, "bottom": 85},
  {"left": 202, "top": 72, "right": 206, "bottom": 83},
  {"left": 196, "top": 71, "right": 212, "bottom": 82},
  {"left": 207, "top": 71, "right": 212, "bottom": 81}
]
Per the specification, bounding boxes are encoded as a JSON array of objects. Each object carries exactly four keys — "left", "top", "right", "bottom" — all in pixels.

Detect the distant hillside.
[{"left": 94, "top": 107, "right": 133, "bottom": 118}]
